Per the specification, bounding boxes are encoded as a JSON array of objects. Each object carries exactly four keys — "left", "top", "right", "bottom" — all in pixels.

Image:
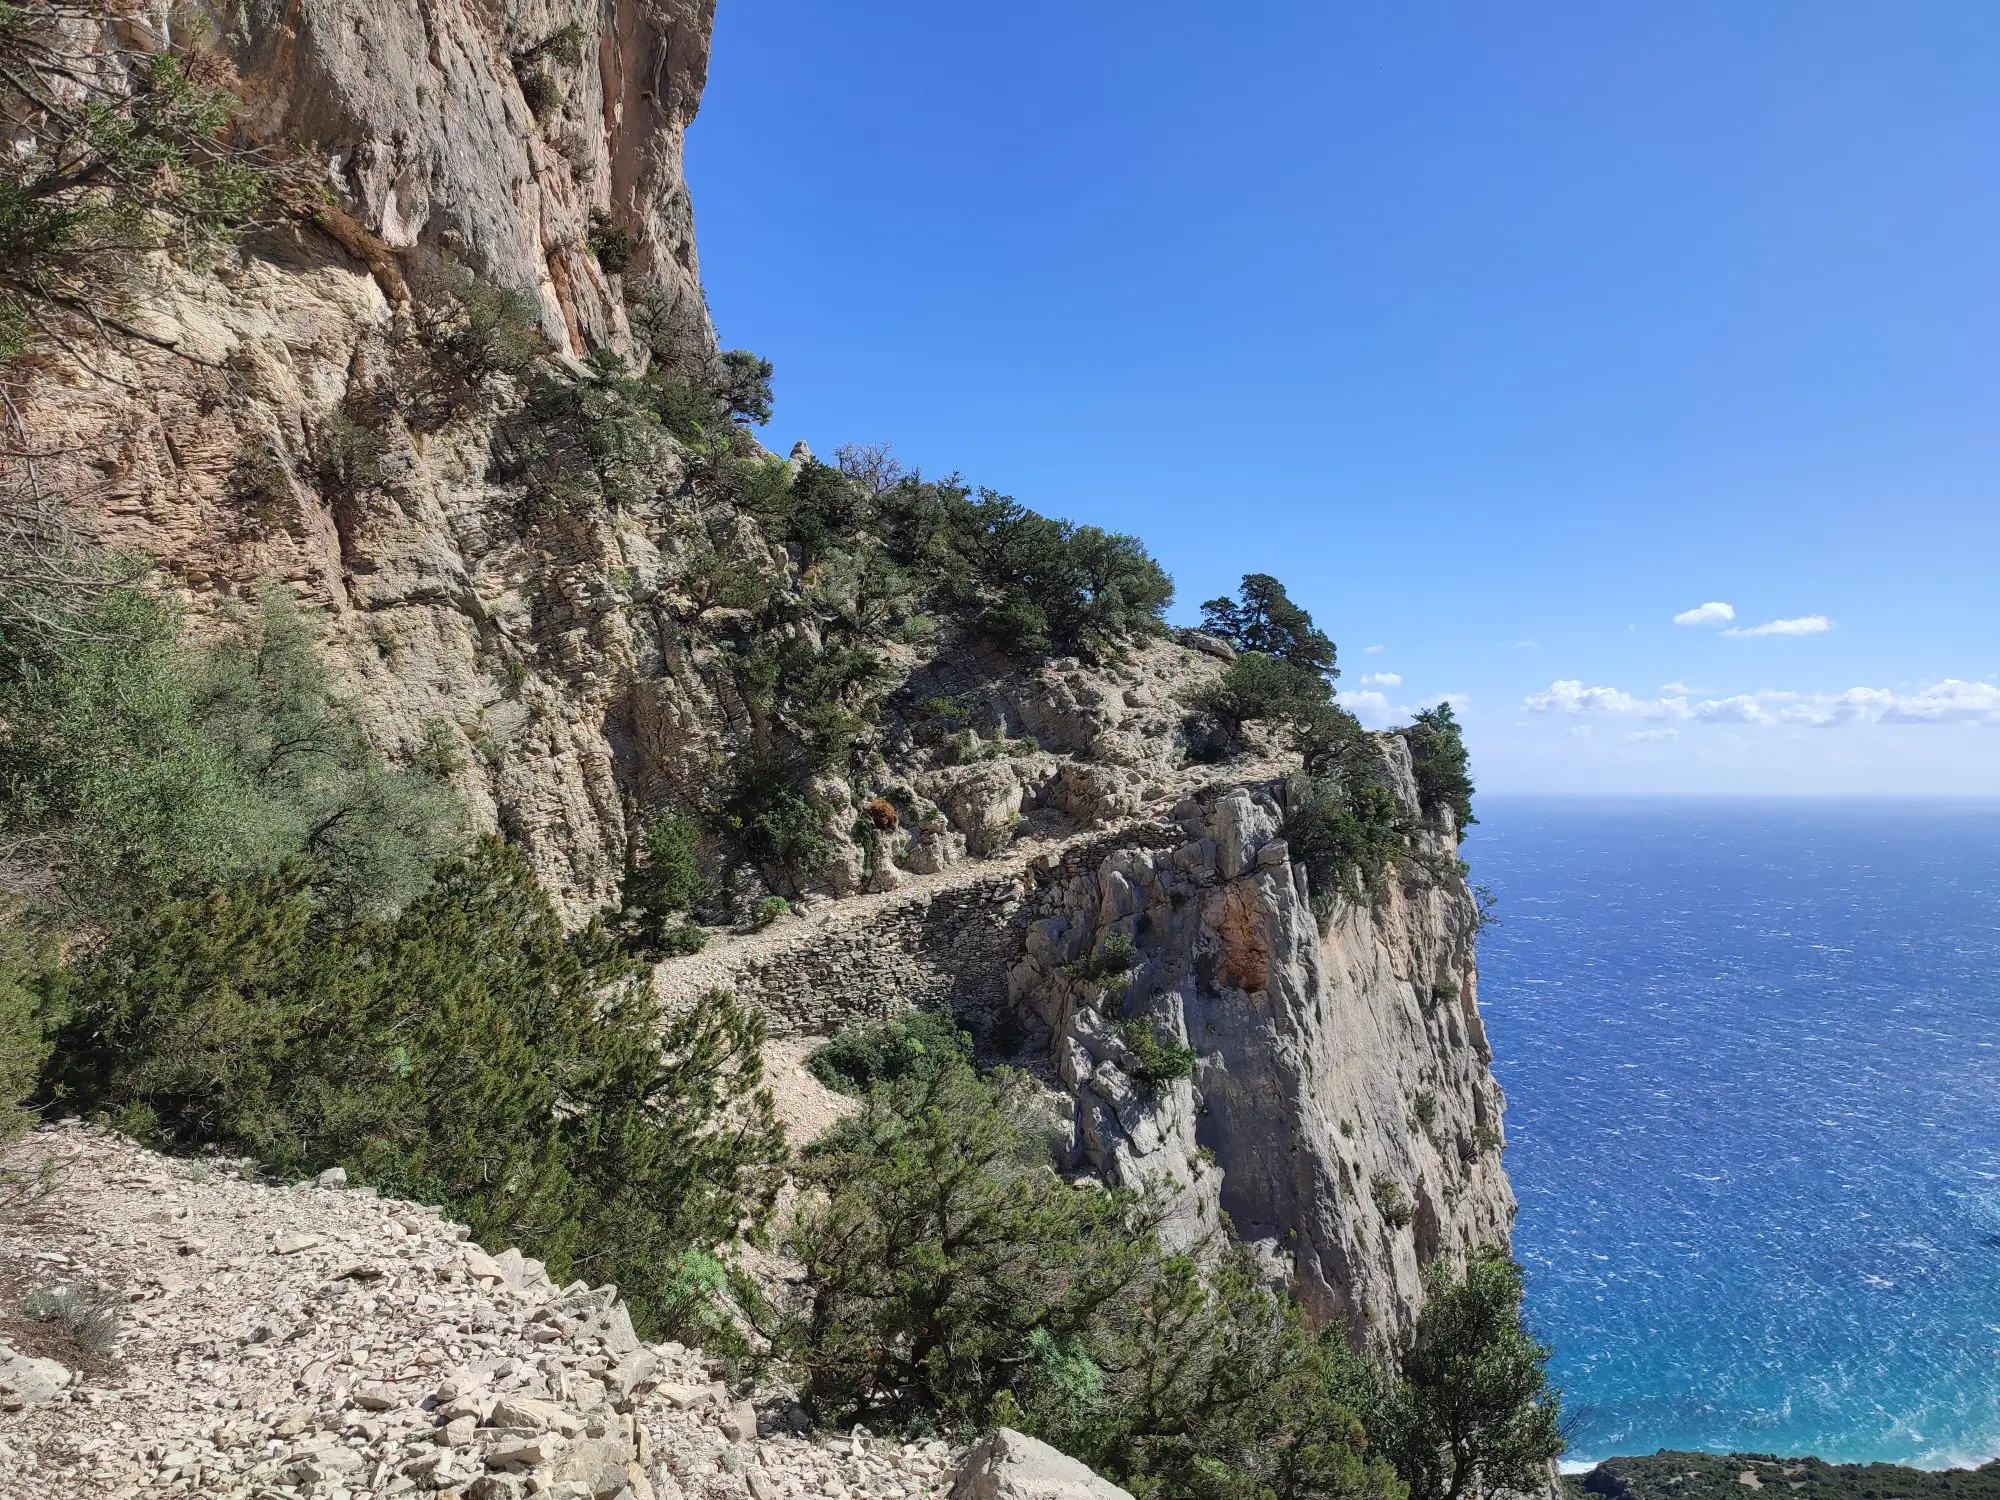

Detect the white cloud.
[
  {"left": 1724, "top": 614, "right": 1831, "bottom": 637},
  {"left": 1673, "top": 601, "right": 1735, "bottom": 627},
  {"left": 1659, "top": 681, "right": 1711, "bottom": 694},
  {"left": 1360, "top": 672, "right": 1402, "bottom": 686},
  {"left": 1337, "top": 690, "right": 1391, "bottom": 723},
  {"left": 1364, "top": 644, "right": 1384, "bottom": 655},
  {"left": 1515, "top": 639, "right": 1538, "bottom": 649},
  {"left": 1524, "top": 678, "right": 2000, "bottom": 729},
  {"left": 1627, "top": 728, "right": 1680, "bottom": 742}
]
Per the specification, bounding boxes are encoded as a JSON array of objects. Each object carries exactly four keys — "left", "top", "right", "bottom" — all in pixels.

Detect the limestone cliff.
[
  {"left": 7, "top": 0, "right": 718, "bottom": 915},
  {"left": 4, "top": 0, "right": 1516, "bottom": 1354},
  {"left": 1006, "top": 746, "right": 1512, "bottom": 1350}
]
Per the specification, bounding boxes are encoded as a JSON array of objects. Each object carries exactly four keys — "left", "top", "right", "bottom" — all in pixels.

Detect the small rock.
[
  {"left": 490, "top": 1393, "right": 577, "bottom": 1433},
  {"left": 604, "top": 1347, "right": 658, "bottom": 1400},
  {"left": 352, "top": 1383, "right": 399, "bottom": 1411},
  {"left": 721, "top": 1400, "right": 758, "bottom": 1443},
  {"left": 317, "top": 1166, "right": 349, "bottom": 1189},
  {"left": 438, "top": 1414, "right": 477, "bottom": 1447},
  {"left": 487, "top": 1433, "right": 566, "bottom": 1468},
  {"left": 272, "top": 1233, "right": 322, "bottom": 1255}
]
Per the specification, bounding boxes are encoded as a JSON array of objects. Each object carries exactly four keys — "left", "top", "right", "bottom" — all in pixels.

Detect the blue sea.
[{"left": 1471, "top": 798, "right": 2000, "bottom": 1470}]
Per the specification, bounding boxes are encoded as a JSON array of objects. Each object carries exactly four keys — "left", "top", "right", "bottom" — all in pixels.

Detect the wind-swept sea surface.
[{"left": 1471, "top": 798, "right": 2000, "bottom": 1469}]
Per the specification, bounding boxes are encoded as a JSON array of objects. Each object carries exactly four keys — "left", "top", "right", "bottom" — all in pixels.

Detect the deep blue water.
[{"left": 1471, "top": 798, "right": 2000, "bottom": 1470}]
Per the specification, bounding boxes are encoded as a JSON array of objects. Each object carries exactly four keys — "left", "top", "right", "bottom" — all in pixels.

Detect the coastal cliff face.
[
  {"left": 1008, "top": 749, "right": 1512, "bottom": 1350},
  {"left": 6, "top": 0, "right": 1515, "bottom": 1353}
]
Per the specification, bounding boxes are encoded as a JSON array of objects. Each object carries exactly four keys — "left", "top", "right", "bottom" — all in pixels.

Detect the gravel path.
[{"left": 0, "top": 1122, "right": 958, "bottom": 1500}]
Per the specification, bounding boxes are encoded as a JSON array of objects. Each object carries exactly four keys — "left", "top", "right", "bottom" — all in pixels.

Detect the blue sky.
[{"left": 686, "top": 2, "right": 2000, "bottom": 794}]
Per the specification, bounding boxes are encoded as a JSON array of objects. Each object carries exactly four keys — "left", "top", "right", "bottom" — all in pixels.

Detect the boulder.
[
  {"left": 0, "top": 1344, "right": 71, "bottom": 1409},
  {"left": 948, "top": 1428, "right": 1134, "bottom": 1500}
]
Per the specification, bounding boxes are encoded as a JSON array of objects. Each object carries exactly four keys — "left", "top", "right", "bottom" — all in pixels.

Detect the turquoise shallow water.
[{"left": 1470, "top": 798, "right": 2000, "bottom": 1469}]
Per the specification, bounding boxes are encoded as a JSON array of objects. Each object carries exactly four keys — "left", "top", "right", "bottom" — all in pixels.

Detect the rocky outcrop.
[
  {"left": 5, "top": 0, "right": 726, "bottom": 917},
  {"left": 665, "top": 731, "right": 1515, "bottom": 1352},
  {"left": 1007, "top": 740, "right": 1512, "bottom": 1346}
]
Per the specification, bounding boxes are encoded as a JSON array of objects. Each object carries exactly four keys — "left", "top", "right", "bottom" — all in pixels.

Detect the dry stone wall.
[{"left": 655, "top": 823, "right": 1186, "bottom": 1039}]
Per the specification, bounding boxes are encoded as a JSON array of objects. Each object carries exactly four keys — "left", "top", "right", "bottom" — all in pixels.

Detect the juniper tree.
[
  {"left": 41, "top": 837, "right": 786, "bottom": 1338},
  {"left": 1200, "top": 574, "right": 1338, "bottom": 678}
]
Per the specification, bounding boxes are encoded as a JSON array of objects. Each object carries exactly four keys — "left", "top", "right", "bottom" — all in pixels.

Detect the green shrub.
[
  {"left": 410, "top": 257, "right": 545, "bottom": 391},
  {"left": 780, "top": 1060, "right": 1154, "bottom": 1429},
  {"left": 1294, "top": 705, "right": 1374, "bottom": 779},
  {"left": 21, "top": 1283, "right": 121, "bottom": 1355},
  {"left": 1398, "top": 704, "right": 1476, "bottom": 834},
  {"left": 1285, "top": 779, "right": 1402, "bottom": 916},
  {"left": 0, "top": 581, "right": 456, "bottom": 926},
  {"left": 622, "top": 809, "right": 709, "bottom": 948},
  {"left": 494, "top": 349, "right": 680, "bottom": 518},
  {"left": 1077, "top": 929, "right": 1138, "bottom": 984},
  {"left": 517, "top": 69, "right": 559, "bottom": 117},
  {"left": 0, "top": 30, "right": 275, "bottom": 356},
  {"left": 1201, "top": 651, "right": 1335, "bottom": 725},
  {"left": 0, "top": 920, "right": 49, "bottom": 1142},
  {"left": 513, "top": 21, "right": 586, "bottom": 69},
  {"left": 654, "top": 1249, "right": 750, "bottom": 1357},
  {"left": 1472, "top": 1124, "right": 1504, "bottom": 1157},
  {"left": 1411, "top": 1091, "right": 1437, "bottom": 1132},
  {"left": 750, "top": 895, "right": 790, "bottom": 930},
  {"left": 657, "top": 922, "right": 707, "bottom": 957},
  {"left": 780, "top": 1057, "right": 1404, "bottom": 1500},
  {"left": 721, "top": 759, "right": 832, "bottom": 885},
  {"left": 41, "top": 837, "right": 786, "bottom": 1339},
  {"left": 1117, "top": 1015, "right": 1197, "bottom": 1090},
  {"left": 1370, "top": 1175, "right": 1414, "bottom": 1230},
  {"left": 805, "top": 1012, "right": 970, "bottom": 1097},
  {"left": 868, "top": 478, "right": 1171, "bottom": 658},
  {"left": 715, "top": 349, "right": 775, "bottom": 427},
  {"left": 732, "top": 633, "right": 895, "bottom": 773},
  {"left": 1379, "top": 1254, "right": 1563, "bottom": 1500},
  {"left": 979, "top": 589, "right": 1054, "bottom": 655}
]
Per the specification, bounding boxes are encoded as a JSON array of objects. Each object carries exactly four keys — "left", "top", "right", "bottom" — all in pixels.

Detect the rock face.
[
  {"left": 234, "top": 0, "right": 717, "bottom": 358},
  {"left": 7, "top": 0, "right": 722, "bottom": 917},
  {"left": 1006, "top": 740, "right": 1513, "bottom": 1346}
]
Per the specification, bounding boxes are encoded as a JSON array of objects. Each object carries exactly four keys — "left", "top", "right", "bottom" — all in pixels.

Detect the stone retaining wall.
[{"left": 658, "top": 822, "right": 1188, "bottom": 1039}]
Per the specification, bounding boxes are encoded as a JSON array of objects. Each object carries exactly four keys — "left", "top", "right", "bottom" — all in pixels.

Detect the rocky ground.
[{"left": 0, "top": 1122, "right": 962, "bottom": 1500}]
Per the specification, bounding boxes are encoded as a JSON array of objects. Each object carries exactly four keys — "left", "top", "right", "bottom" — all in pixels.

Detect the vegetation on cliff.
[
  {"left": 787, "top": 1020, "right": 1560, "bottom": 1500},
  {"left": 0, "top": 566, "right": 781, "bottom": 1335},
  {"left": 1192, "top": 573, "right": 1476, "bottom": 914},
  {"left": 0, "top": 582, "right": 455, "bottom": 927},
  {"left": 0, "top": 6, "right": 282, "bottom": 356},
  {"left": 40, "top": 838, "right": 786, "bottom": 1337}
]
